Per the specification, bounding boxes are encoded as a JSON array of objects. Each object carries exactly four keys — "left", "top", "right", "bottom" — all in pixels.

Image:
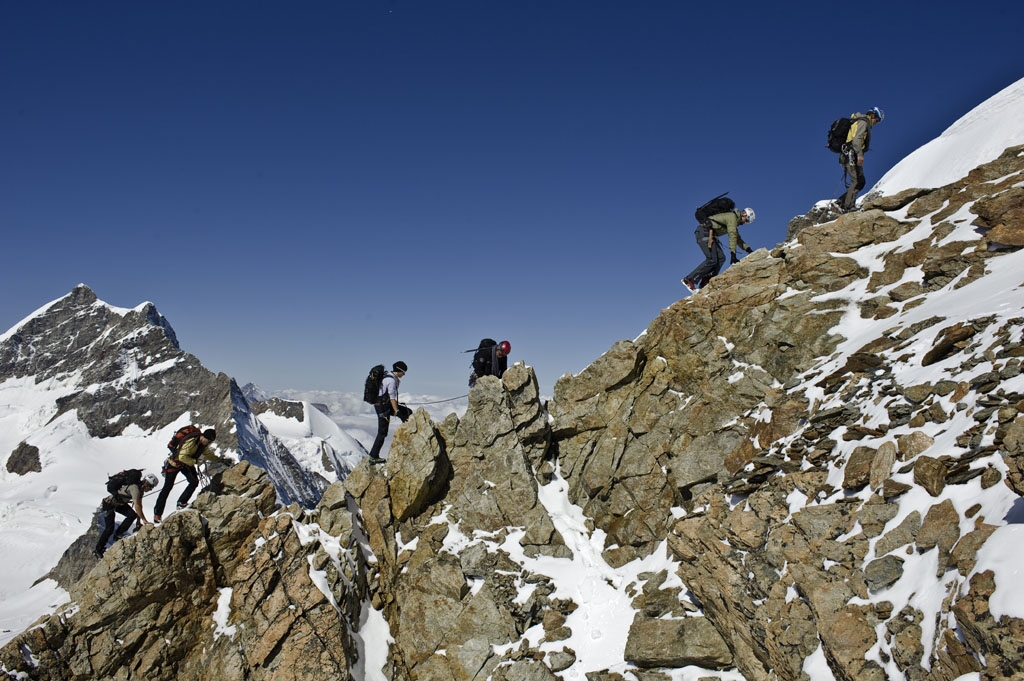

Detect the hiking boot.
[
  {"left": 681, "top": 278, "right": 697, "bottom": 294},
  {"left": 153, "top": 515, "right": 161, "bottom": 524},
  {"left": 93, "top": 548, "right": 104, "bottom": 559},
  {"left": 697, "top": 277, "right": 710, "bottom": 289},
  {"left": 368, "top": 457, "right": 386, "bottom": 465},
  {"left": 176, "top": 503, "right": 189, "bottom": 511}
]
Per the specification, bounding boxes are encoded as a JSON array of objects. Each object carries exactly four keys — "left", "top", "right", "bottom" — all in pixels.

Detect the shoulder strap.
[
  {"left": 850, "top": 114, "right": 870, "bottom": 129},
  {"left": 114, "top": 481, "right": 135, "bottom": 501}
]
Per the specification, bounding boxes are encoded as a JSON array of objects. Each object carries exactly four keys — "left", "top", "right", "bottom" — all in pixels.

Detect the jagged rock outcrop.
[
  {"left": 343, "top": 365, "right": 566, "bottom": 681},
  {"left": 0, "top": 462, "right": 367, "bottom": 680},
  {"left": 6, "top": 441, "right": 41, "bottom": 474},
  {"left": 0, "top": 285, "right": 325, "bottom": 506},
  {"left": 240, "top": 382, "right": 272, "bottom": 403}
]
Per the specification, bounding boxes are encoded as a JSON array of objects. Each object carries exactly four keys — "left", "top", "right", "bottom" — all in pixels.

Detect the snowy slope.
[
  {"left": 0, "top": 388, "right": 188, "bottom": 643},
  {"left": 255, "top": 401, "right": 368, "bottom": 481},
  {"left": 873, "top": 77, "right": 1024, "bottom": 195},
  {"left": 792, "top": 217, "right": 1024, "bottom": 674}
]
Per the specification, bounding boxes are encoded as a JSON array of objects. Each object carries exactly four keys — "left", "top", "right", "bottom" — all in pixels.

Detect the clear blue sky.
[{"left": 3, "top": 1, "right": 1022, "bottom": 399}]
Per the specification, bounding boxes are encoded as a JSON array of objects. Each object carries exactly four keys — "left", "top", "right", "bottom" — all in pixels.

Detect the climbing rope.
[
  {"left": 404, "top": 394, "right": 469, "bottom": 406},
  {"left": 140, "top": 461, "right": 214, "bottom": 497}
]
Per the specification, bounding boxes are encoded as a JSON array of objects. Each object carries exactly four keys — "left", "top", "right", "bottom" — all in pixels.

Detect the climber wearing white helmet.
[
  {"left": 839, "top": 106, "right": 884, "bottom": 212},
  {"left": 95, "top": 469, "right": 159, "bottom": 557},
  {"left": 682, "top": 206, "right": 756, "bottom": 294}
]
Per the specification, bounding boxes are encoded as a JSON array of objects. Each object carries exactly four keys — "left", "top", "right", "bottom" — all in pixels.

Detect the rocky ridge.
[{"left": 2, "top": 147, "right": 1024, "bottom": 680}]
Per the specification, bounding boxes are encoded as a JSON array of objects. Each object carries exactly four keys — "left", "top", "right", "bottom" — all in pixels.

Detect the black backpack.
[
  {"left": 828, "top": 115, "right": 871, "bottom": 154},
  {"left": 106, "top": 468, "right": 143, "bottom": 496},
  {"left": 695, "top": 193, "right": 735, "bottom": 225},
  {"left": 827, "top": 117, "right": 853, "bottom": 153},
  {"left": 472, "top": 339, "right": 497, "bottom": 371},
  {"left": 363, "top": 364, "right": 386, "bottom": 404}
]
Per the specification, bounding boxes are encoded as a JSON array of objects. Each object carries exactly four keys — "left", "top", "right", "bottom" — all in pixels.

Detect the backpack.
[
  {"left": 363, "top": 364, "right": 387, "bottom": 404},
  {"left": 106, "top": 468, "right": 143, "bottom": 497},
  {"left": 695, "top": 193, "right": 735, "bottom": 225},
  {"left": 828, "top": 115, "right": 872, "bottom": 155},
  {"left": 472, "top": 339, "right": 497, "bottom": 371},
  {"left": 168, "top": 425, "right": 202, "bottom": 455},
  {"left": 827, "top": 117, "right": 853, "bottom": 153}
]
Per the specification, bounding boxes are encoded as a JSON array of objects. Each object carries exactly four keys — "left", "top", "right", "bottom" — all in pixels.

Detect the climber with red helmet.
[{"left": 469, "top": 339, "right": 511, "bottom": 387}]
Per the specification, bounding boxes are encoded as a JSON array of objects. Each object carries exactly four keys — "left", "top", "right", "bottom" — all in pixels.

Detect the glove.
[
  {"left": 730, "top": 252, "right": 739, "bottom": 264},
  {"left": 743, "top": 245, "right": 753, "bottom": 254}
]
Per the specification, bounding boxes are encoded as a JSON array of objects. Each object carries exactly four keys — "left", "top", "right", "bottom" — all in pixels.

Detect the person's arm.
[
  {"left": 850, "top": 118, "right": 868, "bottom": 162},
  {"left": 131, "top": 487, "right": 151, "bottom": 525},
  {"left": 386, "top": 376, "right": 400, "bottom": 417},
  {"left": 725, "top": 214, "right": 741, "bottom": 254},
  {"left": 201, "top": 446, "right": 223, "bottom": 464},
  {"left": 738, "top": 230, "right": 752, "bottom": 253}
]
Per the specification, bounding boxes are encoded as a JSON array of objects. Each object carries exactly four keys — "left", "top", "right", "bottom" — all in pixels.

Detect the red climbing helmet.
[{"left": 499, "top": 340, "right": 511, "bottom": 354}]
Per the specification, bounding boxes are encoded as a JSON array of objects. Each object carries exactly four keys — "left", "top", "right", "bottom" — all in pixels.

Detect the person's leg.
[
  {"left": 854, "top": 165, "right": 866, "bottom": 193},
  {"left": 114, "top": 504, "right": 137, "bottom": 537},
  {"left": 368, "top": 407, "right": 391, "bottom": 460},
  {"left": 685, "top": 226, "right": 716, "bottom": 282},
  {"left": 153, "top": 467, "right": 179, "bottom": 518},
  {"left": 841, "top": 153, "right": 861, "bottom": 210},
  {"left": 709, "top": 239, "right": 725, "bottom": 277},
  {"left": 176, "top": 465, "right": 200, "bottom": 508},
  {"left": 95, "top": 504, "right": 116, "bottom": 555}
]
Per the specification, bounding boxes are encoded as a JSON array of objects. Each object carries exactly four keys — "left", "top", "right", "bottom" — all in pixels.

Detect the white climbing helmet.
[
  {"left": 144, "top": 473, "right": 159, "bottom": 487},
  {"left": 742, "top": 207, "right": 755, "bottom": 223}
]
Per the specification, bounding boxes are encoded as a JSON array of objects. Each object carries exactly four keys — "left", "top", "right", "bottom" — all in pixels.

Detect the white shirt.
[{"left": 380, "top": 373, "right": 400, "bottom": 402}]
